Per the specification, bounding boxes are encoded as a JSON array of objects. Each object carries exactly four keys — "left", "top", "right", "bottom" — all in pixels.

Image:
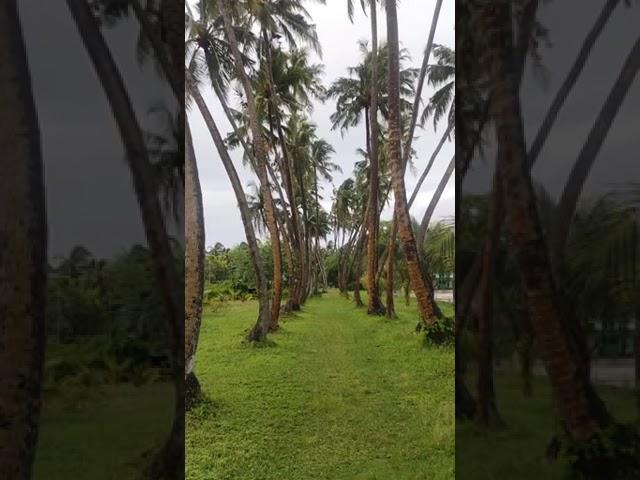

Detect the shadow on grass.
[{"left": 186, "top": 392, "right": 220, "bottom": 422}]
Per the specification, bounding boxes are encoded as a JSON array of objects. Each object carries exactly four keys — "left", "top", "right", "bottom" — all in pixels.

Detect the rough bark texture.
[
  {"left": 221, "top": 1, "right": 283, "bottom": 330},
  {"left": 485, "top": 0, "right": 608, "bottom": 440},
  {"left": 384, "top": 0, "right": 443, "bottom": 318},
  {"left": 365, "top": 0, "right": 385, "bottom": 315},
  {"left": 0, "top": 3, "right": 47, "bottom": 475},
  {"left": 385, "top": 0, "right": 440, "bottom": 327},
  {"left": 185, "top": 120, "right": 204, "bottom": 404}
]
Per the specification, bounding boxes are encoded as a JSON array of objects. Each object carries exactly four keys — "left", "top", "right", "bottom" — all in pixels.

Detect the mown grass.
[
  {"left": 186, "top": 289, "right": 454, "bottom": 480},
  {"left": 456, "top": 371, "right": 638, "bottom": 479},
  {"left": 33, "top": 382, "right": 174, "bottom": 479}
]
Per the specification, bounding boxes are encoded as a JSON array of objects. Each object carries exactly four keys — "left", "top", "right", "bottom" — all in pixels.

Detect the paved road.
[{"left": 517, "top": 359, "right": 636, "bottom": 389}]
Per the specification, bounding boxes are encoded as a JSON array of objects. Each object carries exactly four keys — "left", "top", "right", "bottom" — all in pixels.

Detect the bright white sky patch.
[{"left": 188, "top": 0, "right": 455, "bottom": 248}]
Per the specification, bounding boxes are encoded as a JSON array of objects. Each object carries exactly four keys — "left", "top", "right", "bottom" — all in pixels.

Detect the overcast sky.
[
  {"left": 463, "top": 1, "right": 640, "bottom": 203},
  {"left": 188, "top": 0, "right": 455, "bottom": 248},
  {"left": 20, "top": 2, "right": 176, "bottom": 260}
]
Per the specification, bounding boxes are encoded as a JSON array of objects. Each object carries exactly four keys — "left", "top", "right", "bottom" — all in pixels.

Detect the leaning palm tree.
[
  {"left": 185, "top": 37, "right": 272, "bottom": 344},
  {"left": 66, "top": 1, "right": 185, "bottom": 476},
  {"left": 219, "top": 0, "right": 285, "bottom": 332},
  {"left": 384, "top": 0, "right": 441, "bottom": 327},
  {"left": 0, "top": 3, "right": 47, "bottom": 476},
  {"left": 185, "top": 118, "right": 205, "bottom": 406},
  {"left": 481, "top": 0, "right": 610, "bottom": 441},
  {"left": 383, "top": 0, "right": 444, "bottom": 318}
]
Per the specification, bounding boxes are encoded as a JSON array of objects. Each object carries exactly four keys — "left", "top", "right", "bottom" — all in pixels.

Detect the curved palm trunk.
[
  {"left": 461, "top": 0, "right": 624, "bottom": 323},
  {"left": 403, "top": 0, "right": 443, "bottom": 164},
  {"left": 417, "top": 154, "right": 455, "bottom": 245},
  {"left": 383, "top": 0, "right": 443, "bottom": 317},
  {"left": 385, "top": 240, "right": 397, "bottom": 318},
  {"left": 527, "top": 0, "right": 620, "bottom": 164},
  {"left": 189, "top": 82, "right": 271, "bottom": 341},
  {"left": 378, "top": 124, "right": 448, "bottom": 285},
  {"left": 485, "top": 0, "right": 609, "bottom": 440},
  {"left": 386, "top": 0, "right": 441, "bottom": 327},
  {"left": 365, "top": 0, "right": 385, "bottom": 315},
  {"left": 277, "top": 126, "right": 305, "bottom": 310},
  {"left": 553, "top": 34, "right": 640, "bottom": 260},
  {"left": 220, "top": 1, "right": 283, "bottom": 328},
  {"left": 65, "top": 1, "right": 185, "bottom": 476},
  {"left": 185, "top": 120, "right": 204, "bottom": 406},
  {"left": 0, "top": 3, "right": 47, "bottom": 475},
  {"left": 408, "top": 125, "right": 451, "bottom": 208}
]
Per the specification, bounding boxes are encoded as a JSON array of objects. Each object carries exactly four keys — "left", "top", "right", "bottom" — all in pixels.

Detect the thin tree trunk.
[
  {"left": 0, "top": 3, "right": 47, "bottom": 475},
  {"left": 221, "top": 0, "right": 283, "bottom": 328},
  {"left": 408, "top": 125, "right": 451, "bottom": 208},
  {"left": 553, "top": 34, "right": 640, "bottom": 261},
  {"left": 527, "top": 0, "right": 621, "bottom": 165},
  {"left": 403, "top": 0, "right": 443, "bottom": 167},
  {"left": 66, "top": 2, "right": 185, "bottom": 477},
  {"left": 377, "top": 125, "right": 449, "bottom": 288},
  {"left": 385, "top": 240, "right": 397, "bottom": 318},
  {"left": 277, "top": 125, "right": 305, "bottom": 310},
  {"left": 386, "top": 0, "right": 441, "bottom": 327},
  {"left": 185, "top": 120, "right": 204, "bottom": 407},
  {"left": 417, "top": 154, "right": 455, "bottom": 245},
  {"left": 485, "top": 0, "right": 609, "bottom": 440},
  {"left": 189, "top": 81, "right": 272, "bottom": 342},
  {"left": 476, "top": 167, "right": 503, "bottom": 427},
  {"left": 365, "top": 0, "right": 385, "bottom": 315}
]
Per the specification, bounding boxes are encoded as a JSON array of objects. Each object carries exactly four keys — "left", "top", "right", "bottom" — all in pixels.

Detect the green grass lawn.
[
  {"left": 456, "top": 371, "right": 638, "bottom": 479},
  {"left": 33, "top": 382, "right": 174, "bottom": 479},
  {"left": 186, "top": 290, "right": 454, "bottom": 480}
]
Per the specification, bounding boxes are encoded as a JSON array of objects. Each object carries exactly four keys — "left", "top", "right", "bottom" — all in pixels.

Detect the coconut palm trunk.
[
  {"left": 385, "top": 0, "right": 440, "bottom": 327},
  {"left": 384, "top": 0, "right": 442, "bottom": 318},
  {"left": 220, "top": 0, "right": 283, "bottom": 329},
  {"left": 484, "top": 0, "right": 609, "bottom": 440},
  {"left": 365, "top": 0, "right": 385, "bottom": 315},
  {"left": 65, "top": 1, "right": 184, "bottom": 475},
  {"left": 189, "top": 81, "right": 271, "bottom": 342},
  {"left": 185, "top": 119, "right": 204, "bottom": 406},
  {"left": 552, "top": 34, "right": 640, "bottom": 263},
  {"left": 417, "top": 154, "right": 455, "bottom": 245},
  {"left": 0, "top": 3, "right": 47, "bottom": 475}
]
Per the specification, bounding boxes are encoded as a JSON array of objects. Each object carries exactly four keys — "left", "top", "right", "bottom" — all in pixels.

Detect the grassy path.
[{"left": 186, "top": 290, "right": 454, "bottom": 480}]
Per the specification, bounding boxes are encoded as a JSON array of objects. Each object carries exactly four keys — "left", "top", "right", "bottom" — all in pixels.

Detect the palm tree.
[
  {"left": 362, "top": 0, "right": 387, "bottom": 314},
  {"left": 384, "top": 0, "right": 445, "bottom": 318},
  {"left": 385, "top": 0, "right": 442, "bottom": 327},
  {"left": 483, "top": 0, "right": 609, "bottom": 440},
  {"left": 66, "top": 1, "right": 185, "bottom": 475},
  {"left": 220, "top": 0, "right": 284, "bottom": 331},
  {"left": 186, "top": 64, "right": 272, "bottom": 342},
  {"left": 0, "top": 3, "right": 47, "bottom": 475},
  {"left": 552, "top": 35, "right": 640, "bottom": 266},
  {"left": 327, "top": 40, "right": 415, "bottom": 309},
  {"left": 185, "top": 119, "right": 205, "bottom": 406}
]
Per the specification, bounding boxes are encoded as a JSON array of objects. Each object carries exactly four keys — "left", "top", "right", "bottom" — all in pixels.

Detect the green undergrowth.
[
  {"left": 456, "top": 372, "right": 638, "bottom": 479},
  {"left": 186, "top": 289, "right": 454, "bottom": 479}
]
